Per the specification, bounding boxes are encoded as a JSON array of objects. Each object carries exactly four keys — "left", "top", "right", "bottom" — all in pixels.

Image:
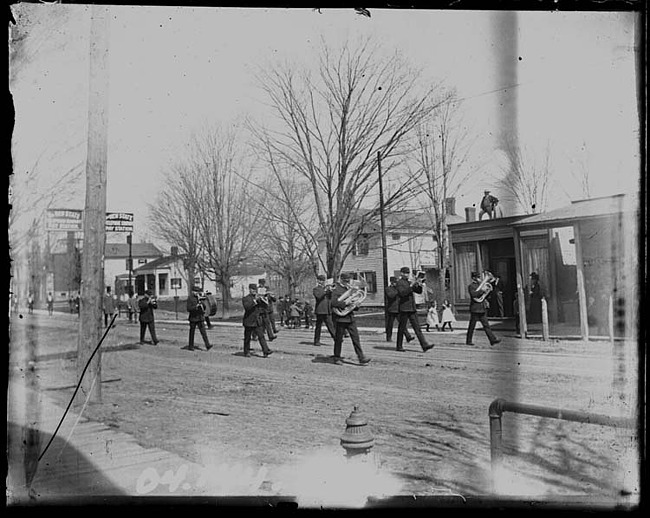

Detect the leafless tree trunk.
[
  {"left": 251, "top": 37, "right": 449, "bottom": 279},
  {"left": 149, "top": 163, "right": 205, "bottom": 290},
  {"left": 409, "top": 91, "right": 478, "bottom": 305},
  {"left": 499, "top": 138, "right": 552, "bottom": 214},
  {"left": 254, "top": 173, "right": 317, "bottom": 298},
  {"left": 150, "top": 125, "right": 264, "bottom": 316}
]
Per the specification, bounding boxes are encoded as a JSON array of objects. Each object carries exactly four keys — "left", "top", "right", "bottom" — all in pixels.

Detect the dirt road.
[{"left": 7, "top": 311, "right": 640, "bottom": 507}]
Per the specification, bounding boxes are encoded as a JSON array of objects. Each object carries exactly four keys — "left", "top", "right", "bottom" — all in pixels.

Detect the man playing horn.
[
  {"left": 396, "top": 266, "right": 434, "bottom": 352},
  {"left": 313, "top": 274, "right": 335, "bottom": 346},
  {"left": 330, "top": 272, "right": 371, "bottom": 365},
  {"left": 466, "top": 271, "right": 501, "bottom": 346}
]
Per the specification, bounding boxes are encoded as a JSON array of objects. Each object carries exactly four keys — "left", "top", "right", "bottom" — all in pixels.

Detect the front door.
[{"left": 490, "top": 257, "right": 516, "bottom": 317}]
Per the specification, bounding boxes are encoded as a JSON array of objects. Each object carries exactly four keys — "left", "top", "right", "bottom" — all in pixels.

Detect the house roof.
[
  {"left": 512, "top": 192, "right": 639, "bottom": 229},
  {"left": 133, "top": 255, "right": 181, "bottom": 272},
  {"left": 105, "top": 242, "right": 163, "bottom": 259}
]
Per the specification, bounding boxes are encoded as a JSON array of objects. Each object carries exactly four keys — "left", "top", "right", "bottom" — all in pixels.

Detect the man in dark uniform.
[
  {"left": 313, "top": 274, "right": 335, "bottom": 346},
  {"left": 396, "top": 267, "right": 433, "bottom": 352},
  {"left": 138, "top": 290, "right": 159, "bottom": 345},
  {"left": 331, "top": 272, "right": 370, "bottom": 365},
  {"left": 186, "top": 285, "right": 213, "bottom": 351},
  {"left": 385, "top": 276, "right": 413, "bottom": 343},
  {"left": 256, "top": 278, "right": 277, "bottom": 341},
  {"left": 466, "top": 271, "right": 501, "bottom": 346},
  {"left": 242, "top": 283, "right": 273, "bottom": 358}
]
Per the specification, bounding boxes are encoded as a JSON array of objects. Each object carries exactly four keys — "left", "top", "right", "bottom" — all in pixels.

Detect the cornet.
[{"left": 472, "top": 271, "right": 496, "bottom": 303}]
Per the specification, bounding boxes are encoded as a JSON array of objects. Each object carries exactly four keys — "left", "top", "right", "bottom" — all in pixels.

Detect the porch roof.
[{"left": 511, "top": 192, "right": 639, "bottom": 230}]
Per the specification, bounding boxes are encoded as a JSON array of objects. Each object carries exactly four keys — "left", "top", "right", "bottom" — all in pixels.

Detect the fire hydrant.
[{"left": 340, "top": 406, "right": 375, "bottom": 456}]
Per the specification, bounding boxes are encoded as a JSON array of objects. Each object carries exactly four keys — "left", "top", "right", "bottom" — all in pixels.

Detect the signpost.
[
  {"left": 46, "top": 209, "right": 83, "bottom": 232},
  {"left": 105, "top": 212, "right": 134, "bottom": 233}
]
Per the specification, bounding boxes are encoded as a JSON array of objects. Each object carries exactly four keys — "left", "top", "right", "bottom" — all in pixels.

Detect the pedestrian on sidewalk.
[
  {"left": 138, "top": 290, "right": 159, "bottom": 345},
  {"left": 242, "top": 283, "right": 273, "bottom": 358},
  {"left": 186, "top": 285, "right": 213, "bottom": 351},
  {"left": 46, "top": 292, "right": 54, "bottom": 316},
  {"left": 466, "top": 271, "right": 500, "bottom": 346},
  {"left": 303, "top": 301, "right": 313, "bottom": 329},
  {"left": 441, "top": 299, "right": 456, "bottom": 331},
  {"left": 127, "top": 290, "right": 138, "bottom": 323},
  {"left": 103, "top": 286, "right": 116, "bottom": 328},
  {"left": 27, "top": 293, "right": 34, "bottom": 314}
]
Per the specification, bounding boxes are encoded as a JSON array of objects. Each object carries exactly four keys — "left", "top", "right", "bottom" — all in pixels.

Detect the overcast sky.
[{"left": 10, "top": 6, "right": 640, "bottom": 246}]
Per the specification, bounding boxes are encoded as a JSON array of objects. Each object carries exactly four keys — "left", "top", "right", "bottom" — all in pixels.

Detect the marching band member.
[
  {"left": 385, "top": 276, "right": 413, "bottom": 342},
  {"left": 242, "top": 283, "right": 274, "bottom": 358},
  {"left": 186, "top": 285, "right": 213, "bottom": 351},
  {"left": 138, "top": 290, "right": 159, "bottom": 345},
  {"left": 396, "top": 267, "right": 434, "bottom": 352},
  {"left": 313, "top": 274, "right": 336, "bottom": 346},
  {"left": 330, "top": 272, "right": 371, "bottom": 365},
  {"left": 466, "top": 271, "right": 501, "bottom": 346},
  {"left": 256, "top": 278, "right": 277, "bottom": 341}
]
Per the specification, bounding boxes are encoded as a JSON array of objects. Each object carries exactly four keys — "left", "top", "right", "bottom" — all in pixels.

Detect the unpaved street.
[{"left": 7, "top": 310, "right": 640, "bottom": 507}]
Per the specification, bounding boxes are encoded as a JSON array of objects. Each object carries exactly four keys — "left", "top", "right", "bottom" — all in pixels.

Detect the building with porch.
[
  {"left": 447, "top": 192, "right": 639, "bottom": 340},
  {"left": 319, "top": 200, "right": 465, "bottom": 308}
]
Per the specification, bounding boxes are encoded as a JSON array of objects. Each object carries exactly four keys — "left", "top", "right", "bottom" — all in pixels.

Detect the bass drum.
[{"left": 203, "top": 294, "right": 218, "bottom": 317}]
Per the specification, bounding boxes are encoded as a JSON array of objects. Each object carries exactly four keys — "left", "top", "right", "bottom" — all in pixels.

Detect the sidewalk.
[{"left": 7, "top": 376, "right": 293, "bottom": 504}]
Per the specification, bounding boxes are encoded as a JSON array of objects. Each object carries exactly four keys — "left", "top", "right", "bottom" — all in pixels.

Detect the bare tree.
[
  {"left": 150, "top": 125, "right": 264, "bottom": 315},
  {"left": 251, "top": 37, "right": 449, "bottom": 278},
  {"left": 499, "top": 138, "right": 553, "bottom": 214},
  {"left": 409, "top": 91, "right": 479, "bottom": 303},
  {"left": 148, "top": 162, "right": 205, "bottom": 289},
  {"left": 254, "top": 173, "right": 317, "bottom": 298}
]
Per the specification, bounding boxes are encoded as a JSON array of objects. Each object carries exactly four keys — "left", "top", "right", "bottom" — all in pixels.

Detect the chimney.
[
  {"left": 465, "top": 207, "right": 476, "bottom": 222},
  {"left": 444, "top": 197, "right": 456, "bottom": 216},
  {"left": 171, "top": 246, "right": 178, "bottom": 257}
]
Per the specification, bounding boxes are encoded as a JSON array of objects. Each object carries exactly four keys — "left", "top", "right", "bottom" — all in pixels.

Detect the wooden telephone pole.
[{"left": 77, "top": 5, "right": 110, "bottom": 404}]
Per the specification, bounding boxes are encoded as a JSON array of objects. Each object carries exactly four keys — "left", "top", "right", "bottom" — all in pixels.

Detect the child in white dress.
[
  {"left": 425, "top": 301, "right": 440, "bottom": 332},
  {"left": 441, "top": 300, "right": 456, "bottom": 331}
]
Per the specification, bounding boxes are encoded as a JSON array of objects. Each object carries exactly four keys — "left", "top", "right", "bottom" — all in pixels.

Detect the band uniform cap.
[
  {"left": 258, "top": 279, "right": 266, "bottom": 284},
  {"left": 389, "top": 276, "right": 397, "bottom": 282},
  {"left": 145, "top": 289, "right": 153, "bottom": 295},
  {"left": 530, "top": 272, "right": 539, "bottom": 279},
  {"left": 317, "top": 274, "right": 326, "bottom": 281},
  {"left": 470, "top": 271, "right": 479, "bottom": 278},
  {"left": 484, "top": 190, "right": 491, "bottom": 194},
  {"left": 248, "top": 283, "right": 258, "bottom": 290},
  {"left": 339, "top": 272, "right": 351, "bottom": 281},
  {"left": 400, "top": 266, "right": 410, "bottom": 274}
]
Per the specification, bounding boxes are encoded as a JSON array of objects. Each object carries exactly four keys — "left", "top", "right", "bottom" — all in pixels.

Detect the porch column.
[
  {"left": 573, "top": 223, "right": 589, "bottom": 340},
  {"left": 512, "top": 227, "right": 527, "bottom": 337}
]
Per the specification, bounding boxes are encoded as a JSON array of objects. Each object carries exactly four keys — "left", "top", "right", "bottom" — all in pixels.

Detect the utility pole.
[
  {"left": 377, "top": 152, "right": 389, "bottom": 340},
  {"left": 77, "top": 5, "right": 110, "bottom": 405}
]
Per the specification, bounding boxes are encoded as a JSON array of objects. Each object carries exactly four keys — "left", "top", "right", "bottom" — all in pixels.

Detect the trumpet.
[
  {"left": 332, "top": 280, "right": 367, "bottom": 317},
  {"left": 472, "top": 271, "right": 496, "bottom": 303}
]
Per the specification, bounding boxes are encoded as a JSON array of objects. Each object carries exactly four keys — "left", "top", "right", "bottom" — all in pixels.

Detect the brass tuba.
[
  {"left": 472, "top": 271, "right": 496, "bottom": 303},
  {"left": 332, "top": 280, "right": 367, "bottom": 317}
]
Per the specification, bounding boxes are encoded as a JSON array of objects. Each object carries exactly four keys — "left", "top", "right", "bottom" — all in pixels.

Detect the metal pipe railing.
[{"left": 488, "top": 398, "right": 636, "bottom": 484}]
